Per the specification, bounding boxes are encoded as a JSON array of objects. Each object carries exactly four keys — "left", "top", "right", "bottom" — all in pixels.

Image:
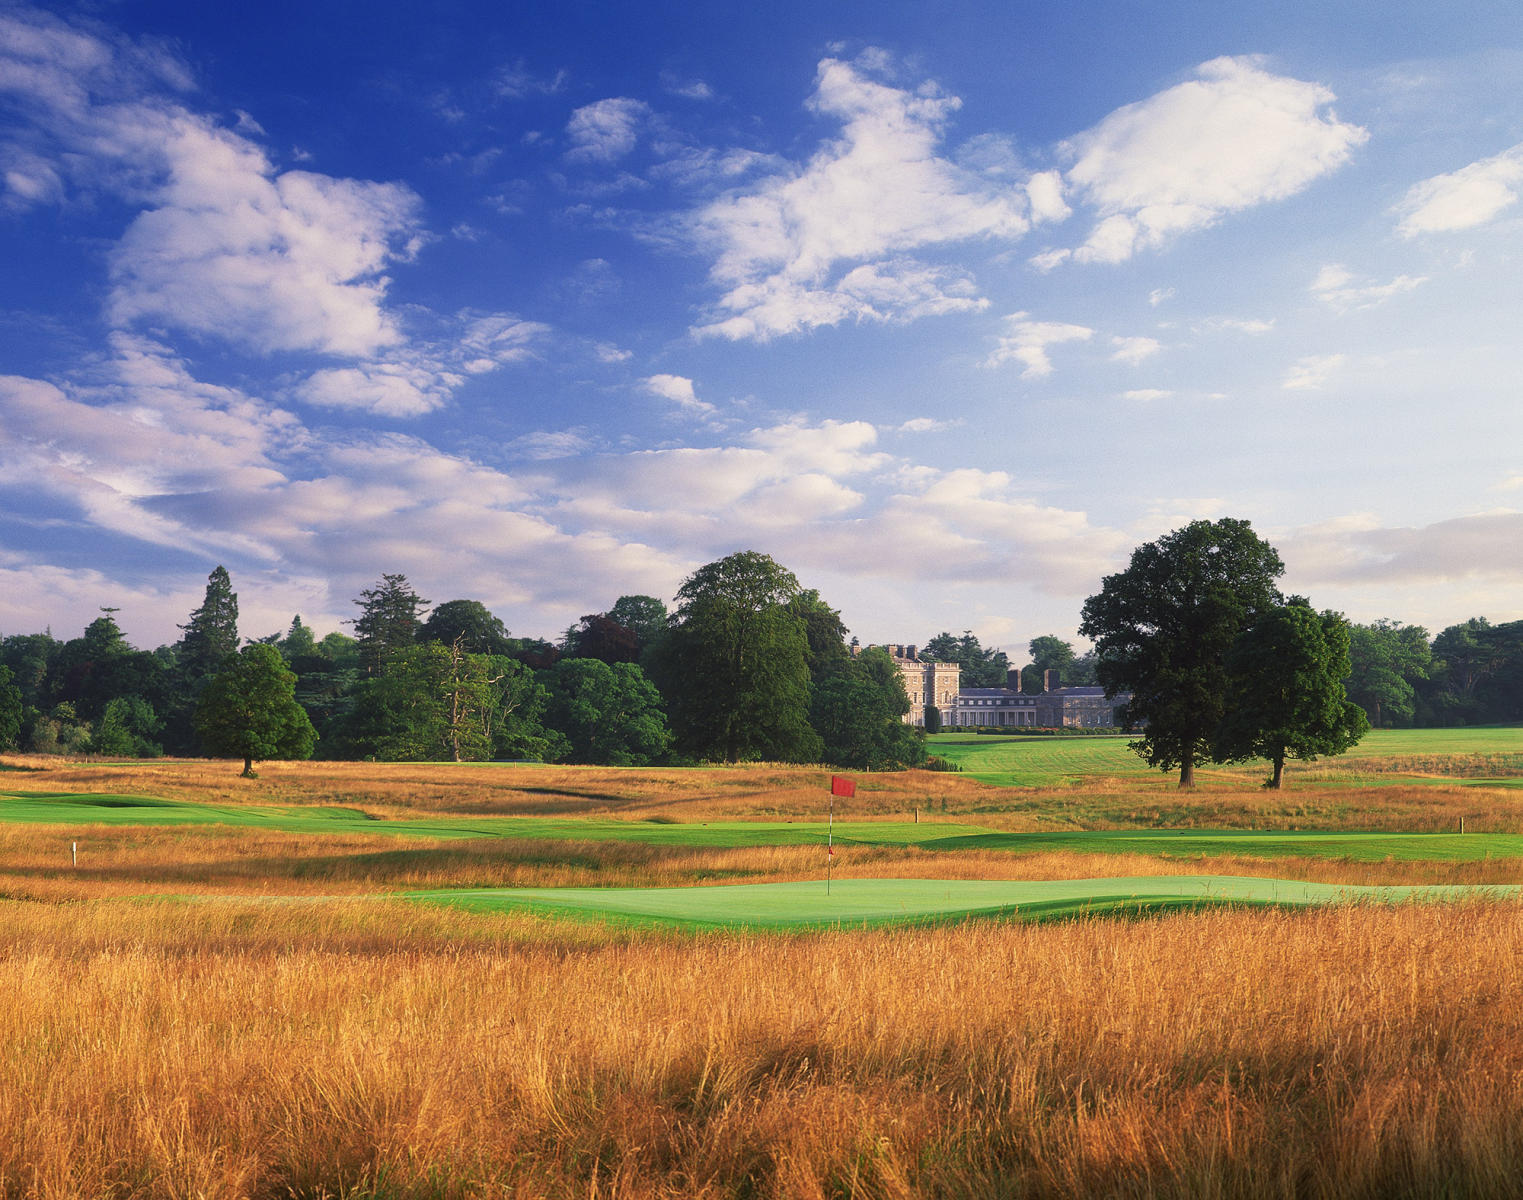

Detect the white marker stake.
[{"left": 72, "top": 842, "right": 77, "bottom": 867}]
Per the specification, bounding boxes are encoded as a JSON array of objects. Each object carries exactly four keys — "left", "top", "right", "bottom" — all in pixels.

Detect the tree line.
[{"left": 0, "top": 553, "right": 922, "bottom": 773}]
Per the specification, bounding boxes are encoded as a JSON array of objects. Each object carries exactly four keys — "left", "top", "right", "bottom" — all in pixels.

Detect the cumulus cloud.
[
  {"left": 642, "top": 373, "right": 717, "bottom": 418},
  {"left": 293, "top": 312, "right": 548, "bottom": 417},
  {"left": 0, "top": 8, "right": 427, "bottom": 359},
  {"left": 1059, "top": 56, "right": 1367, "bottom": 263},
  {"left": 984, "top": 313, "right": 1093, "bottom": 376},
  {"left": 1396, "top": 143, "right": 1523, "bottom": 236},
  {"left": 691, "top": 53, "right": 1029, "bottom": 340},
  {"left": 565, "top": 98, "right": 650, "bottom": 162}
]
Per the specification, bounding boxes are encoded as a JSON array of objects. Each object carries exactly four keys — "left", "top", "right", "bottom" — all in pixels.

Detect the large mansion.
[{"left": 868, "top": 644, "right": 1125, "bottom": 730}]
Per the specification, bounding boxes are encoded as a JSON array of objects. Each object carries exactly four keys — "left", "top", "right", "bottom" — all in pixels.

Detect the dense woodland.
[
  {"left": 2, "top": 543, "right": 1520, "bottom": 772},
  {"left": 0, "top": 554, "right": 921, "bottom": 771}
]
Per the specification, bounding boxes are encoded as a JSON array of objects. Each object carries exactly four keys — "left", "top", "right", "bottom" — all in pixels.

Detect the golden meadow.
[{"left": 2, "top": 749, "right": 1522, "bottom": 1197}]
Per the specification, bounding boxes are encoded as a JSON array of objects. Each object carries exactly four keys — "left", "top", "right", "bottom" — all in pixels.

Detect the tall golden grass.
[
  {"left": 2, "top": 898, "right": 1522, "bottom": 1197},
  {"left": 10, "top": 753, "right": 1523, "bottom": 832}
]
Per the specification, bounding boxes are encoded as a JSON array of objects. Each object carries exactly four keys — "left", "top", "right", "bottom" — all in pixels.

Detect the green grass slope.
[
  {"left": 409, "top": 875, "right": 1523, "bottom": 930},
  {"left": 5, "top": 791, "right": 1523, "bottom": 863}
]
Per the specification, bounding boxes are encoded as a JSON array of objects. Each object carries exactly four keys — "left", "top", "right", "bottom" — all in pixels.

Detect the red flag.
[{"left": 830, "top": 775, "right": 856, "bottom": 798}]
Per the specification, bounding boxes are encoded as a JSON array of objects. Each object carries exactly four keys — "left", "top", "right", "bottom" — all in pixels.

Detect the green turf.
[
  {"left": 929, "top": 727, "right": 1523, "bottom": 787},
  {"left": 6, "top": 791, "right": 1523, "bottom": 863},
  {"left": 407, "top": 875, "right": 1523, "bottom": 930}
]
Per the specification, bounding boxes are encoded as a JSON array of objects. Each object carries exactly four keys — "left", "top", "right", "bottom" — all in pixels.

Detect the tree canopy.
[
  {"left": 352, "top": 574, "right": 429, "bottom": 676},
  {"left": 194, "top": 644, "right": 317, "bottom": 776},
  {"left": 654, "top": 551, "right": 820, "bottom": 763},
  {"left": 1080, "top": 518, "right": 1284, "bottom": 787},
  {"left": 1213, "top": 601, "right": 1368, "bottom": 788}
]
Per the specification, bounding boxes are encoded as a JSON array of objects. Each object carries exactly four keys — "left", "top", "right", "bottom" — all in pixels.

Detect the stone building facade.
[{"left": 865, "top": 647, "right": 1127, "bottom": 730}]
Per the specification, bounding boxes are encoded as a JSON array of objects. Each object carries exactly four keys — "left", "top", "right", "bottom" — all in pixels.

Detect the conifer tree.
[{"left": 177, "top": 567, "right": 240, "bottom": 680}]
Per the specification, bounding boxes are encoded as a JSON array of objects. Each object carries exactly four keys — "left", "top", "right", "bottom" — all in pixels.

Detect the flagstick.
[{"left": 827, "top": 793, "right": 833, "bottom": 896}]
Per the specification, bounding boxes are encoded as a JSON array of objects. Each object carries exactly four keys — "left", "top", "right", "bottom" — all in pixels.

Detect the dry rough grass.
[
  {"left": 5, "top": 755, "right": 1523, "bottom": 1195},
  {"left": 1, "top": 898, "right": 1522, "bottom": 1197}
]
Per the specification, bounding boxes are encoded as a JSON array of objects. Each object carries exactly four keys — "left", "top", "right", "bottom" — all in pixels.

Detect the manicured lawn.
[
  {"left": 409, "top": 875, "right": 1522, "bottom": 930},
  {"left": 930, "top": 727, "right": 1523, "bottom": 787},
  {"left": 5, "top": 791, "right": 1523, "bottom": 863}
]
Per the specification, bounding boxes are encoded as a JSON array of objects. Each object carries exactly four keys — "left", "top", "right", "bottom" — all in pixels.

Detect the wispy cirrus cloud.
[{"left": 1309, "top": 264, "right": 1425, "bottom": 311}]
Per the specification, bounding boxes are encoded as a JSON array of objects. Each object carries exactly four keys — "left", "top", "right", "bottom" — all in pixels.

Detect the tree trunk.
[
  {"left": 1269, "top": 755, "right": 1285, "bottom": 789},
  {"left": 241, "top": 755, "right": 255, "bottom": 777},
  {"left": 1178, "top": 751, "right": 1195, "bottom": 788}
]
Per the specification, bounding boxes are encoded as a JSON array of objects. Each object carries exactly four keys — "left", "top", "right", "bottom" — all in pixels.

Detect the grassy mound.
[{"left": 407, "top": 875, "right": 1521, "bottom": 930}]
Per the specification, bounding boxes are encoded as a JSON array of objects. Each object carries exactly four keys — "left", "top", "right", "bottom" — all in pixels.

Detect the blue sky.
[{"left": 2, "top": 1, "right": 1521, "bottom": 657}]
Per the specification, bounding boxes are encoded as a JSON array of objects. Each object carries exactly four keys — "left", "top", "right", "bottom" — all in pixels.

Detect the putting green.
[{"left": 408, "top": 876, "right": 1522, "bottom": 930}]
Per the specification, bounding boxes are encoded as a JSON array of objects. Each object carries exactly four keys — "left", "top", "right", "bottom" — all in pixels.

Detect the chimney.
[
  {"left": 907, "top": 644, "right": 917, "bottom": 661},
  {"left": 1044, "top": 668, "right": 1060, "bottom": 693},
  {"left": 1007, "top": 668, "right": 1022, "bottom": 691}
]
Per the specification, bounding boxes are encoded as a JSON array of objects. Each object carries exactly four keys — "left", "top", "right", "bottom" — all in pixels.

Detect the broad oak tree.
[
  {"left": 652, "top": 551, "right": 820, "bottom": 763},
  {"left": 1079, "top": 518, "right": 1284, "bottom": 787},
  {"left": 1213, "top": 601, "right": 1369, "bottom": 788},
  {"left": 194, "top": 644, "right": 317, "bottom": 776}
]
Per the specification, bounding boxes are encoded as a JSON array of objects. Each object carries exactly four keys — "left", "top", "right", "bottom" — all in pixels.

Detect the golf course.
[{"left": 4, "top": 730, "right": 1523, "bottom": 1196}]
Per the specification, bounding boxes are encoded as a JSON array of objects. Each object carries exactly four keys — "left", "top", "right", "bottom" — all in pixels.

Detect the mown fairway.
[{"left": 930, "top": 725, "right": 1523, "bottom": 788}]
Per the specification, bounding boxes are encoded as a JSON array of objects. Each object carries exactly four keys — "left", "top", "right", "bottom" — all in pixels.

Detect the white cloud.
[
  {"left": 1396, "top": 143, "right": 1523, "bottom": 236},
  {"left": 1060, "top": 56, "right": 1367, "bottom": 263},
  {"left": 0, "top": 10, "right": 427, "bottom": 358},
  {"left": 293, "top": 312, "right": 548, "bottom": 416},
  {"left": 1201, "top": 316, "right": 1276, "bottom": 335},
  {"left": 642, "top": 373, "right": 717, "bottom": 418},
  {"left": 1148, "top": 287, "right": 1176, "bottom": 306},
  {"left": 1282, "top": 353, "right": 1346, "bottom": 390},
  {"left": 1122, "top": 388, "right": 1173, "bottom": 402},
  {"left": 691, "top": 53, "right": 1029, "bottom": 340},
  {"left": 1282, "top": 511, "right": 1523, "bottom": 586},
  {"left": 1309, "top": 263, "right": 1425, "bottom": 310},
  {"left": 565, "top": 98, "right": 650, "bottom": 162},
  {"left": 1111, "top": 335, "right": 1162, "bottom": 364},
  {"left": 984, "top": 313, "right": 1093, "bottom": 376},
  {"left": 897, "top": 417, "right": 959, "bottom": 434}
]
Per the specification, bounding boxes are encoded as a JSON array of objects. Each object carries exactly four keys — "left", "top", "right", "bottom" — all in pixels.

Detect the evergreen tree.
[
  {"left": 177, "top": 567, "right": 240, "bottom": 680},
  {"left": 352, "top": 574, "right": 429, "bottom": 676},
  {"left": 419, "top": 599, "right": 512, "bottom": 656}
]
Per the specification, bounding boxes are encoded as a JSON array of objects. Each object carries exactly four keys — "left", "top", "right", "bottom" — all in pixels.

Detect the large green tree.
[
  {"left": 1079, "top": 518, "right": 1285, "bottom": 787},
  {"left": 1213, "top": 601, "right": 1369, "bottom": 788},
  {"left": 353, "top": 574, "right": 429, "bottom": 676},
  {"left": 0, "top": 665, "right": 21, "bottom": 751},
  {"left": 810, "top": 647, "right": 923, "bottom": 770},
  {"left": 922, "top": 631, "right": 1010, "bottom": 688},
  {"left": 542, "top": 658, "right": 671, "bottom": 765},
  {"left": 176, "top": 566, "right": 240, "bottom": 680},
  {"left": 419, "top": 600, "right": 512, "bottom": 656},
  {"left": 651, "top": 551, "right": 820, "bottom": 763},
  {"left": 195, "top": 644, "right": 317, "bottom": 776},
  {"left": 1346, "top": 620, "right": 1431, "bottom": 727}
]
